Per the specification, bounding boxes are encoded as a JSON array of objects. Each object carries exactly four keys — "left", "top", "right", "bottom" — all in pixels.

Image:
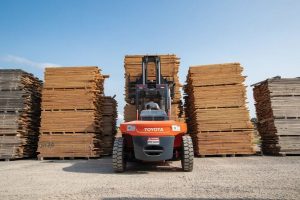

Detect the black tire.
[
  {"left": 181, "top": 135, "right": 194, "bottom": 172},
  {"left": 112, "top": 137, "right": 126, "bottom": 172}
]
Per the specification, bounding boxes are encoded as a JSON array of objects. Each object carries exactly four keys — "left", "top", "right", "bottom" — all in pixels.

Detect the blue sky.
[{"left": 1, "top": 0, "right": 300, "bottom": 121}]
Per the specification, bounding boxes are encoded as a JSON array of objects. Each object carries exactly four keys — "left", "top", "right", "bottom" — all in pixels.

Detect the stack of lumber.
[
  {"left": 124, "top": 55, "right": 183, "bottom": 121},
  {"left": 184, "top": 63, "right": 254, "bottom": 156},
  {"left": 0, "top": 69, "right": 42, "bottom": 159},
  {"left": 253, "top": 77, "right": 300, "bottom": 155},
  {"left": 37, "top": 67, "right": 105, "bottom": 158},
  {"left": 124, "top": 104, "right": 137, "bottom": 122},
  {"left": 101, "top": 96, "right": 118, "bottom": 155}
]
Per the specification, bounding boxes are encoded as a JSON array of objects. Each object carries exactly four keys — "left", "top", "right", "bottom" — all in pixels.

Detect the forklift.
[{"left": 112, "top": 56, "right": 194, "bottom": 172}]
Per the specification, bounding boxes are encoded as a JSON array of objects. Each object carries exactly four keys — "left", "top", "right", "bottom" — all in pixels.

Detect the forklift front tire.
[
  {"left": 181, "top": 135, "right": 194, "bottom": 172},
  {"left": 112, "top": 137, "right": 126, "bottom": 172}
]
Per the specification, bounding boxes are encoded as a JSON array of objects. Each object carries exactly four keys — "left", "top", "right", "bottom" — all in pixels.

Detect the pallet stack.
[
  {"left": 0, "top": 69, "right": 42, "bottom": 159},
  {"left": 184, "top": 63, "right": 254, "bottom": 156},
  {"left": 37, "top": 67, "right": 105, "bottom": 159},
  {"left": 253, "top": 77, "right": 300, "bottom": 155},
  {"left": 101, "top": 96, "right": 118, "bottom": 155},
  {"left": 124, "top": 55, "right": 183, "bottom": 121}
]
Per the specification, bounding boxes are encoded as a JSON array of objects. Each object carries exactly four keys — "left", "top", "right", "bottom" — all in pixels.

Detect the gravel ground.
[{"left": 0, "top": 156, "right": 299, "bottom": 200}]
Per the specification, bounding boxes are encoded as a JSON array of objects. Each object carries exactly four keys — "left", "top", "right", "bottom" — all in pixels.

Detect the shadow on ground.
[
  {"left": 43, "top": 157, "right": 182, "bottom": 174},
  {"left": 102, "top": 198, "right": 269, "bottom": 200}
]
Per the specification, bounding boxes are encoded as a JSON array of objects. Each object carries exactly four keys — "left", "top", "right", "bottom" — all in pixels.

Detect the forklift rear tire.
[
  {"left": 181, "top": 135, "right": 194, "bottom": 172},
  {"left": 112, "top": 137, "right": 126, "bottom": 172}
]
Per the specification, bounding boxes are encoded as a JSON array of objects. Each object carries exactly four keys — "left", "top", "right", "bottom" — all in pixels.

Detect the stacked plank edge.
[
  {"left": 184, "top": 63, "right": 255, "bottom": 156},
  {"left": 37, "top": 67, "right": 106, "bottom": 159},
  {"left": 253, "top": 77, "right": 300, "bottom": 155},
  {"left": 101, "top": 96, "right": 118, "bottom": 155},
  {"left": 124, "top": 55, "right": 183, "bottom": 122},
  {"left": 0, "top": 69, "right": 42, "bottom": 159}
]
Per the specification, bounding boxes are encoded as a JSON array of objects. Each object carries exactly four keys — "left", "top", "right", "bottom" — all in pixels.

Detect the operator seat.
[{"left": 145, "top": 101, "right": 160, "bottom": 110}]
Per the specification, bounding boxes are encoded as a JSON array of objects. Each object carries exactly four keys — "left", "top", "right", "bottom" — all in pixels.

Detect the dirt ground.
[{"left": 0, "top": 156, "right": 299, "bottom": 200}]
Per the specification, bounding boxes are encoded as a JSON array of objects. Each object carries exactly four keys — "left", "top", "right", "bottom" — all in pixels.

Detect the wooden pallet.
[
  {"left": 0, "top": 157, "right": 24, "bottom": 161},
  {"left": 197, "top": 154, "right": 253, "bottom": 158},
  {"left": 37, "top": 156, "right": 98, "bottom": 161}
]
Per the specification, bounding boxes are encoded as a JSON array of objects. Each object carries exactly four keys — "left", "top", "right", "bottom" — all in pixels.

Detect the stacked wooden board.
[
  {"left": 253, "top": 77, "right": 300, "bottom": 155},
  {"left": 184, "top": 63, "right": 254, "bottom": 156},
  {"left": 101, "top": 96, "right": 118, "bottom": 155},
  {"left": 37, "top": 67, "right": 105, "bottom": 159},
  {"left": 0, "top": 69, "right": 42, "bottom": 159},
  {"left": 124, "top": 55, "right": 183, "bottom": 121}
]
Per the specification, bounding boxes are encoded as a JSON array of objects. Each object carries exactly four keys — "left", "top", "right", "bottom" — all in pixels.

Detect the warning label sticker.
[{"left": 147, "top": 137, "right": 160, "bottom": 145}]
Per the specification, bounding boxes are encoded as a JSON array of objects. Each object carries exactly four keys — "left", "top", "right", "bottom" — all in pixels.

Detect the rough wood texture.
[
  {"left": 42, "top": 89, "right": 96, "bottom": 110},
  {"left": 43, "top": 67, "right": 101, "bottom": 89},
  {"left": 38, "top": 134, "right": 98, "bottom": 158},
  {"left": 195, "top": 132, "right": 254, "bottom": 155},
  {"left": 101, "top": 96, "right": 117, "bottom": 155},
  {"left": 184, "top": 63, "right": 254, "bottom": 156},
  {"left": 123, "top": 55, "right": 184, "bottom": 122},
  {"left": 38, "top": 67, "right": 106, "bottom": 158},
  {"left": 124, "top": 104, "right": 137, "bottom": 122},
  {"left": 253, "top": 77, "right": 300, "bottom": 155},
  {"left": 0, "top": 69, "right": 42, "bottom": 159}
]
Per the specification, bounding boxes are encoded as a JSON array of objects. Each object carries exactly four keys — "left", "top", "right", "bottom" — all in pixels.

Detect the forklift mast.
[{"left": 133, "top": 56, "right": 174, "bottom": 120}]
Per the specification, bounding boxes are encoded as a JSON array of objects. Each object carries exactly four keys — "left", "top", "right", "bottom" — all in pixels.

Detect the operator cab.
[{"left": 140, "top": 101, "right": 169, "bottom": 121}]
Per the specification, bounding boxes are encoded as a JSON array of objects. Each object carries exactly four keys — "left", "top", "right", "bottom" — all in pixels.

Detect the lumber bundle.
[
  {"left": 124, "top": 55, "right": 184, "bottom": 122},
  {"left": 101, "top": 96, "right": 118, "bottom": 155},
  {"left": 38, "top": 134, "right": 98, "bottom": 157},
  {"left": 38, "top": 67, "right": 105, "bottom": 158},
  {"left": 124, "top": 104, "right": 137, "bottom": 122},
  {"left": 184, "top": 63, "right": 254, "bottom": 156},
  {"left": 0, "top": 69, "right": 42, "bottom": 159},
  {"left": 253, "top": 77, "right": 300, "bottom": 155}
]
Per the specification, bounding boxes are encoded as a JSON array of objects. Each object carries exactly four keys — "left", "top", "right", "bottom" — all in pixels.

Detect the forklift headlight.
[
  {"left": 127, "top": 125, "right": 136, "bottom": 131},
  {"left": 172, "top": 125, "right": 181, "bottom": 132}
]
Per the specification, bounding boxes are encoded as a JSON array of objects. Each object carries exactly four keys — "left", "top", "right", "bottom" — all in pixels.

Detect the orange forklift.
[{"left": 112, "top": 56, "right": 193, "bottom": 172}]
